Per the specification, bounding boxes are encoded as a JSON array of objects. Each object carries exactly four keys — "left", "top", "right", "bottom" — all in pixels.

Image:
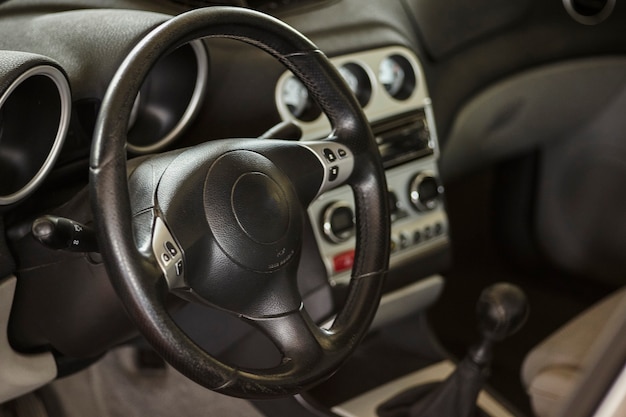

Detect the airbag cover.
[{"left": 204, "top": 150, "right": 301, "bottom": 272}]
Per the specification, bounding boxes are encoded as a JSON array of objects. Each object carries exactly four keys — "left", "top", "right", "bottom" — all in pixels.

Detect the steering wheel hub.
[
  {"left": 204, "top": 150, "right": 302, "bottom": 272},
  {"left": 232, "top": 172, "right": 289, "bottom": 244}
]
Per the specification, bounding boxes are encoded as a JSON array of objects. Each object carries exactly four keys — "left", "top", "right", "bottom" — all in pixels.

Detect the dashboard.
[
  {"left": 0, "top": 0, "right": 625, "bottom": 409},
  {"left": 0, "top": 0, "right": 450, "bottom": 364},
  {"left": 0, "top": 3, "right": 452, "bottom": 287}
]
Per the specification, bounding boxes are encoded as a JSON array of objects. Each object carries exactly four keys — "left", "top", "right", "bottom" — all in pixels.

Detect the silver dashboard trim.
[
  {"left": 151, "top": 216, "right": 185, "bottom": 289},
  {"left": 369, "top": 275, "right": 444, "bottom": 332},
  {"left": 309, "top": 157, "right": 448, "bottom": 285},
  {"left": 127, "top": 39, "right": 209, "bottom": 154},
  {"left": 0, "top": 65, "right": 71, "bottom": 206},
  {"left": 321, "top": 275, "right": 444, "bottom": 331},
  {"left": 275, "top": 46, "right": 429, "bottom": 140}
]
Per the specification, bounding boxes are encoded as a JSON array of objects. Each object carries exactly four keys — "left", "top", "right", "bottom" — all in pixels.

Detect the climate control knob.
[
  {"left": 409, "top": 171, "right": 443, "bottom": 212},
  {"left": 322, "top": 201, "right": 355, "bottom": 243}
]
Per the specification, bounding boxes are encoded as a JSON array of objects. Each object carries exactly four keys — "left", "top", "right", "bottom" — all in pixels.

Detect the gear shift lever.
[
  {"left": 470, "top": 283, "right": 529, "bottom": 366},
  {"left": 377, "top": 283, "right": 529, "bottom": 417}
]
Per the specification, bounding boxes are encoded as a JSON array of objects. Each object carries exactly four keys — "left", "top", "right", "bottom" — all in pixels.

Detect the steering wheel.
[{"left": 90, "top": 7, "right": 390, "bottom": 398}]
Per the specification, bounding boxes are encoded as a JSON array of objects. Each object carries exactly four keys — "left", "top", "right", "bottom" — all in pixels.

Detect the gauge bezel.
[
  {"left": 379, "top": 54, "right": 417, "bottom": 101},
  {"left": 339, "top": 62, "right": 372, "bottom": 108},
  {"left": 127, "top": 40, "right": 209, "bottom": 154},
  {"left": 280, "top": 75, "right": 322, "bottom": 121},
  {"left": 0, "top": 65, "right": 71, "bottom": 206}
]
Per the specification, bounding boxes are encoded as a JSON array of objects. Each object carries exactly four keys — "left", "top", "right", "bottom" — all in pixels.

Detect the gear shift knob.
[{"left": 476, "top": 283, "right": 529, "bottom": 342}]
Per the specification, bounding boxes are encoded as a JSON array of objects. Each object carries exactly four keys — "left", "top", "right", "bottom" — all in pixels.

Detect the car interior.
[{"left": 0, "top": 1, "right": 625, "bottom": 416}]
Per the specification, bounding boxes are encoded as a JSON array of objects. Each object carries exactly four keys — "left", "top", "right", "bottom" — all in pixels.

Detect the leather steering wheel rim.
[{"left": 90, "top": 7, "right": 390, "bottom": 398}]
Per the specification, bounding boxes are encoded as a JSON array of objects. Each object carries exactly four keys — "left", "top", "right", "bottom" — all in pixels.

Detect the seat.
[{"left": 521, "top": 288, "right": 626, "bottom": 417}]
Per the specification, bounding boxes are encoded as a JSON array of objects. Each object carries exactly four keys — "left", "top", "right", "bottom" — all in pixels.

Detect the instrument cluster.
[{"left": 275, "top": 46, "right": 425, "bottom": 140}]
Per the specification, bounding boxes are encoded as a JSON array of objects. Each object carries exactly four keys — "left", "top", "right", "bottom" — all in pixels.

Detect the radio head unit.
[{"left": 375, "top": 109, "right": 434, "bottom": 169}]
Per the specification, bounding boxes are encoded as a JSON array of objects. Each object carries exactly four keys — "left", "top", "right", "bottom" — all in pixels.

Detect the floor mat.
[
  {"left": 0, "top": 393, "right": 48, "bottom": 417},
  {"left": 42, "top": 347, "right": 264, "bottom": 417}
]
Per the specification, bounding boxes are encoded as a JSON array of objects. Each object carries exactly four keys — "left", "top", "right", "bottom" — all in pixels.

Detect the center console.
[
  {"left": 275, "top": 46, "right": 449, "bottom": 286},
  {"left": 270, "top": 45, "right": 476, "bottom": 417}
]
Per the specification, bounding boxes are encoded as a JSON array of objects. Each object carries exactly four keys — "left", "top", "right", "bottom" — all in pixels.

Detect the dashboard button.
[
  {"left": 329, "top": 166, "right": 339, "bottom": 181},
  {"left": 323, "top": 148, "right": 337, "bottom": 162},
  {"left": 333, "top": 250, "right": 355, "bottom": 273},
  {"left": 165, "top": 241, "right": 178, "bottom": 256}
]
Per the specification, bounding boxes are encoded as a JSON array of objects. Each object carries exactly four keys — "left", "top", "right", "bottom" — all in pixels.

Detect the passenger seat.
[{"left": 521, "top": 288, "right": 626, "bottom": 417}]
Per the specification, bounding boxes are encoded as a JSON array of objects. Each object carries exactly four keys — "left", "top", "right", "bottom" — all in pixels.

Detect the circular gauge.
[
  {"left": 379, "top": 58, "right": 405, "bottom": 96},
  {"left": 379, "top": 55, "right": 416, "bottom": 100},
  {"left": 281, "top": 76, "right": 321, "bottom": 121},
  {"left": 339, "top": 66, "right": 359, "bottom": 93},
  {"left": 338, "top": 63, "right": 372, "bottom": 107},
  {"left": 282, "top": 76, "right": 309, "bottom": 118},
  {"left": 127, "top": 40, "right": 209, "bottom": 155}
]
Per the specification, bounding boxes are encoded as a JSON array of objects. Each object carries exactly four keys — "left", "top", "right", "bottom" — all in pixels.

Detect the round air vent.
[
  {"left": 126, "top": 40, "right": 209, "bottom": 154},
  {"left": 563, "top": 0, "right": 615, "bottom": 25},
  {"left": 0, "top": 54, "right": 71, "bottom": 206}
]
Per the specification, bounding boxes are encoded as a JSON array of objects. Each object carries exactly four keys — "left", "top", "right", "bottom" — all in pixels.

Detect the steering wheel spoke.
[
  {"left": 150, "top": 215, "right": 187, "bottom": 290},
  {"left": 245, "top": 139, "right": 354, "bottom": 206},
  {"left": 297, "top": 140, "right": 355, "bottom": 197},
  {"left": 246, "top": 306, "right": 327, "bottom": 369}
]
